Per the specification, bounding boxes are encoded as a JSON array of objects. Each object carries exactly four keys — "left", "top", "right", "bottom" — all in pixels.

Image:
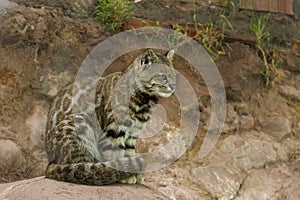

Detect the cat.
[{"left": 45, "top": 49, "right": 176, "bottom": 185}]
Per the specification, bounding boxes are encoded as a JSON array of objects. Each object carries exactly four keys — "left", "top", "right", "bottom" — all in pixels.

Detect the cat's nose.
[{"left": 169, "top": 84, "right": 176, "bottom": 90}]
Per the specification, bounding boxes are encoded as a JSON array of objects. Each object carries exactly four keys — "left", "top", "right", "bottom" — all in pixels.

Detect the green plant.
[
  {"left": 216, "top": 0, "right": 236, "bottom": 38},
  {"left": 94, "top": 0, "right": 134, "bottom": 30},
  {"left": 249, "top": 13, "right": 283, "bottom": 87},
  {"left": 196, "top": 23, "right": 226, "bottom": 60},
  {"left": 140, "top": 0, "right": 235, "bottom": 60},
  {"left": 173, "top": 0, "right": 232, "bottom": 60},
  {"left": 250, "top": 15, "right": 270, "bottom": 46},
  {"left": 257, "top": 45, "right": 283, "bottom": 87}
]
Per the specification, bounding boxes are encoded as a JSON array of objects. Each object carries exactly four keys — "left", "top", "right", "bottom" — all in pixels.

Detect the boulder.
[{"left": 0, "top": 177, "right": 169, "bottom": 200}]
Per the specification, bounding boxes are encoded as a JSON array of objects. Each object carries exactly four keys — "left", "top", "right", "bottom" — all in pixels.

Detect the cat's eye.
[{"left": 160, "top": 75, "right": 168, "bottom": 81}]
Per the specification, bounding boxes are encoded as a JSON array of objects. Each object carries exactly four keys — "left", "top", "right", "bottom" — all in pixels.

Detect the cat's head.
[{"left": 132, "top": 49, "right": 176, "bottom": 98}]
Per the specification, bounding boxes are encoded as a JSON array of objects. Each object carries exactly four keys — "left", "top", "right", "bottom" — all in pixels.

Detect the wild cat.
[{"left": 45, "top": 49, "right": 176, "bottom": 185}]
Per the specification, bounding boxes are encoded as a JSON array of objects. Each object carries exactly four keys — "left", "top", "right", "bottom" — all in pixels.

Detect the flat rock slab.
[{"left": 0, "top": 177, "right": 169, "bottom": 200}]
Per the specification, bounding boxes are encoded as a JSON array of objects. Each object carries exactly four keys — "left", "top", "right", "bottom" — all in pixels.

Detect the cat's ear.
[
  {"left": 140, "top": 49, "right": 158, "bottom": 65},
  {"left": 132, "top": 49, "right": 158, "bottom": 68},
  {"left": 166, "top": 50, "right": 175, "bottom": 61}
]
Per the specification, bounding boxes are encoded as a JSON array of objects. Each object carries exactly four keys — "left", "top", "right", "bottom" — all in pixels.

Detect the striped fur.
[{"left": 45, "top": 49, "right": 176, "bottom": 185}]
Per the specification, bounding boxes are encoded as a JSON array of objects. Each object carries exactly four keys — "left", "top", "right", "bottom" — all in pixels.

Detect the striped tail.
[{"left": 46, "top": 157, "right": 145, "bottom": 185}]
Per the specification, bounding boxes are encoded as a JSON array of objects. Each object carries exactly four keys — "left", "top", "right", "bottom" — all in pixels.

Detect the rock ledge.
[{"left": 0, "top": 177, "right": 169, "bottom": 200}]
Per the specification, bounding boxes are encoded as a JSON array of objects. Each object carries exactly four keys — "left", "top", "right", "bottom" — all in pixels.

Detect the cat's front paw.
[{"left": 119, "top": 174, "right": 143, "bottom": 184}]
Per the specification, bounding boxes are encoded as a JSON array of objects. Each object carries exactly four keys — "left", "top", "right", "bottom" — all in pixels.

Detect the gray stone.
[
  {"left": 261, "top": 116, "right": 292, "bottom": 140},
  {"left": 0, "top": 0, "right": 16, "bottom": 17},
  {"left": 220, "top": 132, "right": 277, "bottom": 170}
]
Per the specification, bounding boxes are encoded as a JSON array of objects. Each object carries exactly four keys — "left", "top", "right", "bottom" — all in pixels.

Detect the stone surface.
[
  {"left": 0, "top": 139, "right": 25, "bottom": 166},
  {"left": 25, "top": 103, "right": 48, "bottom": 150},
  {"left": 283, "top": 177, "right": 300, "bottom": 200},
  {"left": 193, "top": 159, "right": 246, "bottom": 199},
  {"left": 222, "top": 104, "right": 239, "bottom": 133},
  {"left": 237, "top": 165, "right": 300, "bottom": 200},
  {"left": 35, "top": 71, "right": 72, "bottom": 98},
  {"left": 260, "top": 116, "right": 292, "bottom": 140},
  {"left": 284, "top": 49, "right": 300, "bottom": 72},
  {"left": 0, "top": 177, "right": 169, "bottom": 200},
  {"left": 220, "top": 132, "right": 277, "bottom": 170},
  {"left": 158, "top": 185, "right": 206, "bottom": 200},
  {"left": 239, "top": 115, "right": 255, "bottom": 131},
  {"left": 278, "top": 85, "right": 300, "bottom": 102},
  {"left": 9, "top": 0, "right": 96, "bottom": 18},
  {"left": 0, "top": 0, "right": 16, "bottom": 16},
  {"left": 293, "top": 122, "right": 300, "bottom": 136}
]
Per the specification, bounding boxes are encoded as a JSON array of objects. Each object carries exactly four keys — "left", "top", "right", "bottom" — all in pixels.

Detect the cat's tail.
[{"left": 46, "top": 157, "right": 145, "bottom": 185}]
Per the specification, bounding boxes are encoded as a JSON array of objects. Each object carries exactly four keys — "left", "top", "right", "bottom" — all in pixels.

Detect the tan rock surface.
[{"left": 0, "top": 177, "right": 169, "bottom": 200}]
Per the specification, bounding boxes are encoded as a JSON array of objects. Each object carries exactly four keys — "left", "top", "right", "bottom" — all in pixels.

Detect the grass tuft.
[{"left": 94, "top": 0, "right": 134, "bottom": 30}]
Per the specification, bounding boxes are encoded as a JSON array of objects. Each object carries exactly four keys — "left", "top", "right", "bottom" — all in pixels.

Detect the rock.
[
  {"left": 158, "top": 185, "right": 205, "bottom": 200},
  {"left": 223, "top": 104, "right": 239, "bottom": 133},
  {"left": 220, "top": 132, "right": 277, "bottom": 170},
  {"left": 283, "top": 179, "right": 300, "bottom": 200},
  {"left": 283, "top": 49, "right": 300, "bottom": 72},
  {"left": 0, "top": 139, "right": 25, "bottom": 166},
  {"left": 237, "top": 165, "right": 300, "bottom": 200},
  {"left": 282, "top": 138, "right": 300, "bottom": 160},
  {"left": 278, "top": 85, "right": 300, "bottom": 102},
  {"left": 239, "top": 115, "right": 255, "bottom": 131},
  {"left": 272, "top": 142, "right": 289, "bottom": 161},
  {"left": 260, "top": 116, "right": 292, "bottom": 140},
  {"left": 25, "top": 103, "right": 48, "bottom": 150},
  {"left": 293, "top": 122, "right": 300, "bottom": 137},
  {"left": 144, "top": 166, "right": 210, "bottom": 200},
  {"left": 9, "top": 0, "right": 97, "bottom": 18},
  {"left": 193, "top": 159, "right": 246, "bottom": 199},
  {"left": 0, "top": 68, "right": 19, "bottom": 106},
  {"left": 0, "top": 177, "right": 169, "bottom": 200},
  {"left": 35, "top": 70, "right": 72, "bottom": 98},
  {"left": 0, "top": 0, "right": 16, "bottom": 16}
]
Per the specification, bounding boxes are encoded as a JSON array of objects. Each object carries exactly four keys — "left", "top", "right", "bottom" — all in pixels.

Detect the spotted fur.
[{"left": 45, "top": 49, "right": 176, "bottom": 185}]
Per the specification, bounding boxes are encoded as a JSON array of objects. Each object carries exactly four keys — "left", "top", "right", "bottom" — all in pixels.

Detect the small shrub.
[
  {"left": 250, "top": 15, "right": 270, "bottom": 46},
  {"left": 94, "top": 0, "right": 134, "bottom": 30},
  {"left": 249, "top": 14, "right": 283, "bottom": 87}
]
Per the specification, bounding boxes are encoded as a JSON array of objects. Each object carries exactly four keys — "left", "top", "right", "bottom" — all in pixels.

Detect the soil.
[
  {"left": 134, "top": 0, "right": 300, "bottom": 47},
  {"left": 0, "top": 0, "right": 299, "bottom": 199}
]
